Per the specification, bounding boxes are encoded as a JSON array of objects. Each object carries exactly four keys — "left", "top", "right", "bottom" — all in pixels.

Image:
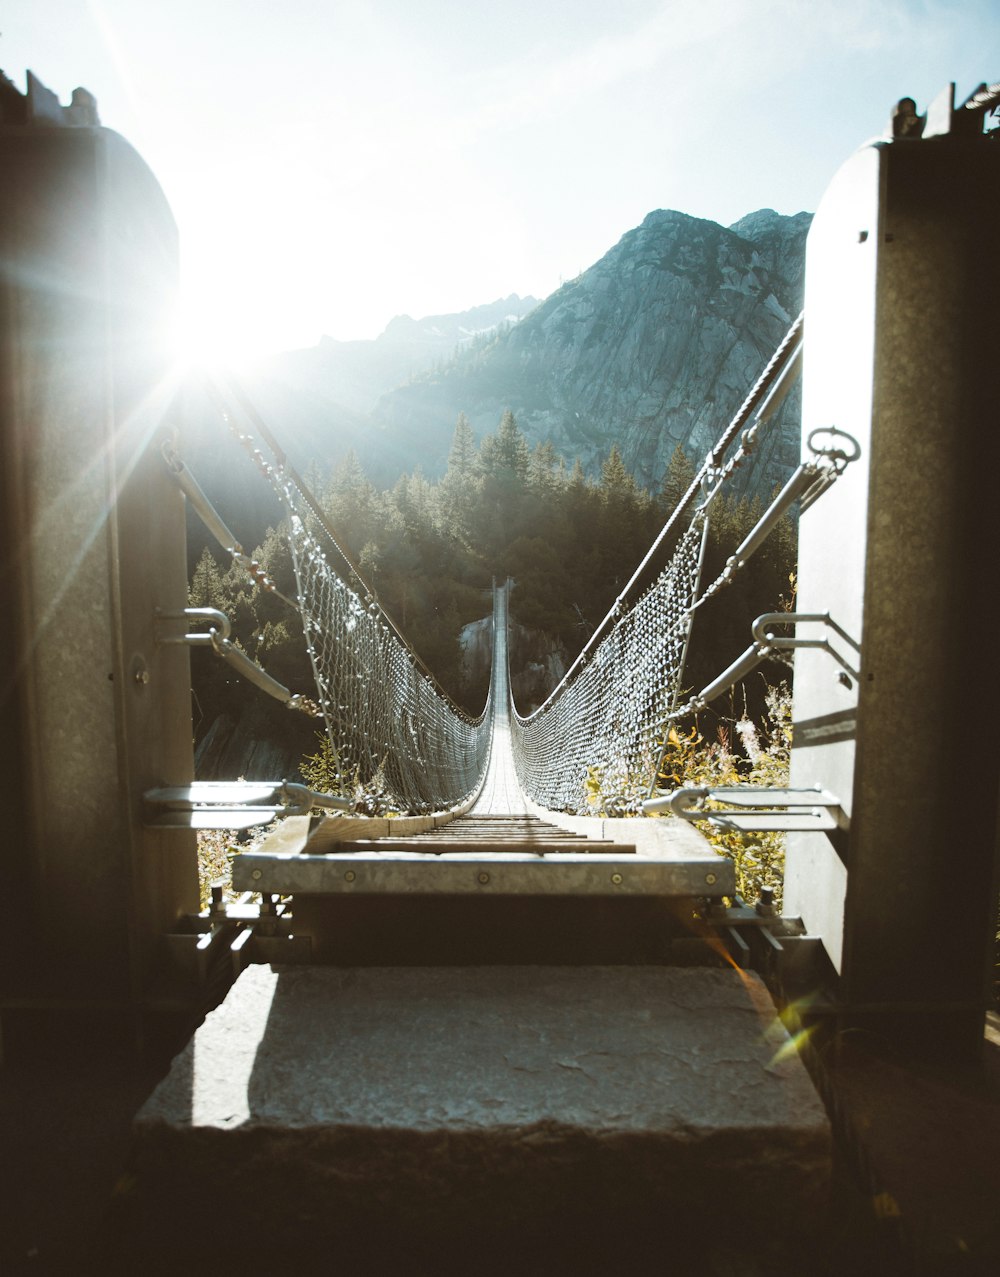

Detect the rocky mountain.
[
  {"left": 364, "top": 208, "right": 811, "bottom": 491},
  {"left": 198, "top": 208, "right": 811, "bottom": 537}
]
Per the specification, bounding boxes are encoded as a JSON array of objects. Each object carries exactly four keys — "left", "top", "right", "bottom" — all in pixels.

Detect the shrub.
[
  {"left": 653, "top": 681, "right": 792, "bottom": 908},
  {"left": 196, "top": 823, "right": 271, "bottom": 910},
  {"left": 299, "top": 733, "right": 394, "bottom": 815}
]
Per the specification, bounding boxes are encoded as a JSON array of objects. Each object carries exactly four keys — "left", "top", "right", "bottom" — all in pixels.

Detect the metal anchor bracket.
[
  {"left": 155, "top": 606, "right": 231, "bottom": 647},
  {"left": 143, "top": 780, "right": 352, "bottom": 830},
  {"left": 751, "top": 611, "right": 861, "bottom": 683},
  {"left": 154, "top": 608, "right": 322, "bottom": 716},
  {"left": 644, "top": 784, "right": 847, "bottom": 833}
]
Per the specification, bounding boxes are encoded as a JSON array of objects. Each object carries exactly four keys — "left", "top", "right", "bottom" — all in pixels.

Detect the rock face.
[
  {"left": 507, "top": 619, "right": 568, "bottom": 711},
  {"left": 459, "top": 614, "right": 568, "bottom": 713},
  {"left": 368, "top": 208, "right": 811, "bottom": 490},
  {"left": 194, "top": 711, "right": 316, "bottom": 782},
  {"left": 458, "top": 614, "right": 493, "bottom": 688}
]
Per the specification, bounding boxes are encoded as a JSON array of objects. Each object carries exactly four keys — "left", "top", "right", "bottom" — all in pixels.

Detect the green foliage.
[
  {"left": 529, "top": 439, "right": 560, "bottom": 495},
  {"left": 658, "top": 441, "right": 696, "bottom": 519},
  {"left": 189, "top": 545, "right": 232, "bottom": 612},
  {"left": 581, "top": 683, "right": 792, "bottom": 906},
  {"left": 447, "top": 412, "right": 477, "bottom": 476},
  {"left": 299, "top": 733, "right": 348, "bottom": 796},
  {"left": 582, "top": 760, "right": 655, "bottom": 818},
  {"left": 600, "top": 443, "right": 634, "bottom": 501},
  {"left": 495, "top": 409, "right": 531, "bottom": 480},
  {"left": 653, "top": 682, "right": 793, "bottom": 907},
  {"left": 299, "top": 733, "right": 395, "bottom": 815}
]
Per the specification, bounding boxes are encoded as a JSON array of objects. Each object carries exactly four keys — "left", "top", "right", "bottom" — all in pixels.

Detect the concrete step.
[{"left": 129, "top": 964, "right": 830, "bottom": 1274}]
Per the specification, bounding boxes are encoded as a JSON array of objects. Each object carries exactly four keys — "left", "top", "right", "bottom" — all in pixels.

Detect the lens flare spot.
[{"left": 770, "top": 1023, "right": 818, "bottom": 1065}]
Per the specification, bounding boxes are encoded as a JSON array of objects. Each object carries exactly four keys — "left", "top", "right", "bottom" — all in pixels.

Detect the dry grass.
[{"left": 196, "top": 824, "right": 274, "bottom": 911}]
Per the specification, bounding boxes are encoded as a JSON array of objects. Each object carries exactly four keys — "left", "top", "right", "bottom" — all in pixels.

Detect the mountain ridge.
[
  {"left": 236, "top": 207, "right": 811, "bottom": 497},
  {"left": 364, "top": 206, "right": 811, "bottom": 490}
]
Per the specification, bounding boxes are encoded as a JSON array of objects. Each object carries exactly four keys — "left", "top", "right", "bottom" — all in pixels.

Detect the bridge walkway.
[
  {"left": 347, "top": 578, "right": 632, "bottom": 857},
  {"left": 469, "top": 580, "right": 526, "bottom": 816},
  {"left": 232, "top": 581, "right": 729, "bottom": 900}
]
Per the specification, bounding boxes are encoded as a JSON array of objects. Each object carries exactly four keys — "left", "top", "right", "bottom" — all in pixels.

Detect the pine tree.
[
  {"left": 441, "top": 415, "right": 480, "bottom": 545},
  {"left": 529, "top": 439, "right": 559, "bottom": 495},
  {"left": 494, "top": 409, "right": 530, "bottom": 482},
  {"left": 600, "top": 444, "right": 636, "bottom": 505},
  {"left": 325, "top": 450, "right": 374, "bottom": 555},
  {"left": 659, "top": 442, "right": 697, "bottom": 519},
  {"left": 566, "top": 458, "right": 588, "bottom": 494},
  {"left": 189, "top": 546, "right": 232, "bottom": 613},
  {"left": 447, "top": 413, "right": 477, "bottom": 478}
]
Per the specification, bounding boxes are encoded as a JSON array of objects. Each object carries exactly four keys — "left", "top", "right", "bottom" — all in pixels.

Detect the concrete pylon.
[
  {"left": 785, "top": 98, "right": 1000, "bottom": 1058},
  {"left": 0, "top": 97, "right": 196, "bottom": 1054}
]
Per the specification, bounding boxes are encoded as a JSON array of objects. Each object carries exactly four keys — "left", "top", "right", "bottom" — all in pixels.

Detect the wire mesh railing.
[
  {"left": 170, "top": 373, "right": 493, "bottom": 814},
  {"left": 510, "top": 517, "right": 706, "bottom": 811},
  {"left": 508, "top": 314, "right": 857, "bottom": 814}
]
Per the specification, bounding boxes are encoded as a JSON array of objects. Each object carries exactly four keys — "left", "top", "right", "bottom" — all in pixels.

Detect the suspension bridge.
[
  {"left": 150, "top": 311, "right": 828, "bottom": 836},
  {"left": 137, "top": 310, "right": 845, "bottom": 923},
  {"left": 3, "top": 74, "right": 1000, "bottom": 1273}
]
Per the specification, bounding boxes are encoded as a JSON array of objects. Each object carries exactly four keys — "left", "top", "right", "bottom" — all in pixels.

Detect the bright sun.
[{"left": 169, "top": 297, "right": 242, "bottom": 373}]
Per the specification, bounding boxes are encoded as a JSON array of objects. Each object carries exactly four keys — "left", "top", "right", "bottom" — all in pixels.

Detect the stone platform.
[{"left": 129, "top": 965, "right": 831, "bottom": 1274}]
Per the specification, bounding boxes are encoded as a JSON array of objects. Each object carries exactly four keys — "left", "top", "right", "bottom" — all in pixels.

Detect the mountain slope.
[
  {"left": 367, "top": 208, "right": 810, "bottom": 490},
  {"left": 233, "top": 294, "right": 540, "bottom": 480},
  {"left": 250, "top": 293, "right": 540, "bottom": 418}
]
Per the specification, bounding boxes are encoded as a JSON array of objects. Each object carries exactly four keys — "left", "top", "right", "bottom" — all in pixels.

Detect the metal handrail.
[
  {"left": 694, "top": 464, "right": 817, "bottom": 606},
  {"left": 162, "top": 439, "right": 244, "bottom": 558},
  {"left": 695, "top": 641, "right": 776, "bottom": 706},
  {"left": 161, "top": 437, "right": 296, "bottom": 606},
  {"left": 696, "top": 425, "right": 861, "bottom": 605}
]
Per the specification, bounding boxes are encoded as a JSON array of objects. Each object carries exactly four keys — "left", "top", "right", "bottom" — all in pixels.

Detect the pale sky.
[{"left": 3, "top": 1, "right": 996, "bottom": 357}]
